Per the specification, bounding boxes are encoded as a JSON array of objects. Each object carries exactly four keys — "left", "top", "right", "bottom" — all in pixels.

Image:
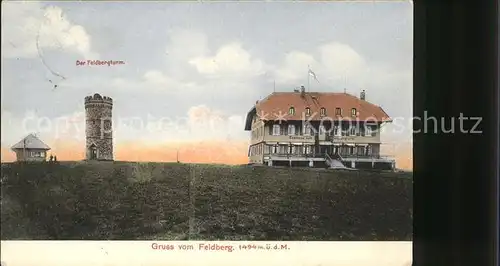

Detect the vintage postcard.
[{"left": 1, "top": 1, "right": 413, "bottom": 265}]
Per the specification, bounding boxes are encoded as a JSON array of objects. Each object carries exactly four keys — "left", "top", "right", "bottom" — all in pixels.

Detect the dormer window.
[
  {"left": 289, "top": 107, "right": 295, "bottom": 115},
  {"left": 305, "top": 107, "right": 311, "bottom": 116},
  {"left": 351, "top": 108, "right": 357, "bottom": 117},
  {"left": 335, "top": 108, "right": 342, "bottom": 116},
  {"left": 320, "top": 107, "right": 326, "bottom": 116}
]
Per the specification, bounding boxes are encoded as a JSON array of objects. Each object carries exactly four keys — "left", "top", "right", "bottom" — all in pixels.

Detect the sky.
[{"left": 1, "top": 1, "right": 413, "bottom": 169}]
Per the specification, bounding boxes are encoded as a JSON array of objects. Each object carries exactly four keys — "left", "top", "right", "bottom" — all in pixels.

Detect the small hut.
[{"left": 11, "top": 134, "right": 51, "bottom": 162}]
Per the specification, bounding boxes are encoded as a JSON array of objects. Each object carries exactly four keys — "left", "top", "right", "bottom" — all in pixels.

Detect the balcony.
[{"left": 264, "top": 151, "right": 390, "bottom": 160}]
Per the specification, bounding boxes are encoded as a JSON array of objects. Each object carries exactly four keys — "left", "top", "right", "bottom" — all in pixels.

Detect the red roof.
[{"left": 245, "top": 92, "right": 391, "bottom": 130}]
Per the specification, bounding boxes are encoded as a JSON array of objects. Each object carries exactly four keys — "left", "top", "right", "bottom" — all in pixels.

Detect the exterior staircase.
[{"left": 325, "top": 152, "right": 349, "bottom": 169}]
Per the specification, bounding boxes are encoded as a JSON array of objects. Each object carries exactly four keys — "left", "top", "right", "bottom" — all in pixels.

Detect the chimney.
[
  {"left": 360, "top": 90, "right": 366, "bottom": 100},
  {"left": 300, "top": 85, "right": 305, "bottom": 96}
]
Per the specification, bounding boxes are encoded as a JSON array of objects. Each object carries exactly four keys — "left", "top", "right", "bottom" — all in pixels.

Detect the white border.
[{"left": 0, "top": 241, "right": 412, "bottom": 266}]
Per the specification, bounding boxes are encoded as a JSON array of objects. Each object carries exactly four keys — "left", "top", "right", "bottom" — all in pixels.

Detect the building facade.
[
  {"left": 244, "top": 87, "right": 396, "bottom": 170},
  {"left": 85, "top": 93, "right": 114, "bottom": 161},
  {"left": 11, "top": 134, "right": 51, "bottom": 162}
]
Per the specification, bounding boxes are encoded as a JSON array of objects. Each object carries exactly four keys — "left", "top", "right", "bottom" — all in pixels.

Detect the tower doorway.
[{"left": 89, "top": 144, "right": 98, "bottom": 160}]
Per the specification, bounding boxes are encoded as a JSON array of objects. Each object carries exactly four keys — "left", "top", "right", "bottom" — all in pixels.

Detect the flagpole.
[{"left": 307, "top": 65, "right": 310, "bottom": 92}]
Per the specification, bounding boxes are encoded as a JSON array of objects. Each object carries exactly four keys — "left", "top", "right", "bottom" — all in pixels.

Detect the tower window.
[
  {"left": 335, "top": 108, "right": 342, "bottom": 116},
  {"left": 289, "top": 107, "right": 295, "bottom": 115},
  {"left": 320, "top": 107, "right": 326, "bottom": 116}
]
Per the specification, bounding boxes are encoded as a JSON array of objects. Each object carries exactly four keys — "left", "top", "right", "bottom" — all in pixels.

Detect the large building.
[
  {"left": 84, "top": 93, "right": 114, "bottom": 161},
  {"left": 11, "top": 133, "right": 51, "bottom": 162},
  {"left": 244, "top": 86, "right": 396, "bottom": 170}
]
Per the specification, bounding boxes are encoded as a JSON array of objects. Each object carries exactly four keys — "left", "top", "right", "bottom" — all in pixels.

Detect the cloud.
[
  {"left": 165, "top": 29, "right": 210, "bottom": 61},
  {"left": 107, "top": 30, "right": 270, "bottom": 97},
  {"left": 271, "top": 42, "right": 369, "bottom": 86},
  {"left": 270, "top": 41, "right": 412, "bottom": 120},
  {"left": 273, "top": 51, "right": 318, "bottom": 84},
  {"left": 109, "top": 70, "right": 200, "bottom": 96},
  {"left": 1, "top": 109, "right": 86, "bottom": 147},
  {"left": 189, "top": 42, "right": 268, "bottom": 79},
  {"left": 1, "top": 1, "right": 98, "bottom": 59}
]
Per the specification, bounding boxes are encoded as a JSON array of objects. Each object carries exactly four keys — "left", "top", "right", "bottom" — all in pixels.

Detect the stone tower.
[{"left": 84, "top": 93, "right": 113, "bottom": 161}]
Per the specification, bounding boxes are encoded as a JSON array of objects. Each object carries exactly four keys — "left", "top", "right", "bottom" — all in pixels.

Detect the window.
[
  {"left": 333, "top": 126, "right": 340, "bottom": 136},
  {"left": 365, "top": 145, "right": 372, "bottom": 156},
  {"left": 288, "top": 124, "right": 296, "bottom": 135},
  {"left": 350, "top": 127, "right": 356, "bottom": 136},
  {"left": 319, "top": 125, "right": 326, "bottom": 135},
  {"left": 303, "top": 124, "right": 311, "bottom": 136},
  {"left": 320, "top": 107, "right": 326, "bottom": 116},
  {"left": 335, "top": 108, "right": 342, "bottom": 116},
  {"left": 272, "top": 145, "right": 278, "bottom": 154},
  {"left": 365, "top": 126, "right": 373, "bottom": 136},
  {"left": 351, "top": 108, "right": 357, "bottom": 117},
  {"left": 30, "top": 151, "right": 45, "bottom": 158},
  {"left": 289, "top": 107, "right": 295, "bottom": 115},
  {"left": 272, "top": 124, "right": 281, "bottom": 135},
  {"left": 305, "top": 107, "right": 311, "bottom": 116},
  {"left": 341, "top": 125, "right": 348, "bottom": 136},
  {"left": 357, "top": 146, "right": 364, "bottom": 156},
  {"left": 304, "top": 145, "right": 310, "bottom": 154},
  {"left": 279, "top": 145, "right": 287, "bottom": 154}
]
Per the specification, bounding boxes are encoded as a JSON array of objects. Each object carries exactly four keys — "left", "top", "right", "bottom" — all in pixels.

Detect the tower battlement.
[{"left": 84, "top": 93, "right": 113, "bottom": 106}]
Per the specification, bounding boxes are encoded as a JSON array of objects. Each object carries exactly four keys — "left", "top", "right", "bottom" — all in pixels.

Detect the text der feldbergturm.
[{"left": 76, "top": 60, "right": 125, "bottom": 66}]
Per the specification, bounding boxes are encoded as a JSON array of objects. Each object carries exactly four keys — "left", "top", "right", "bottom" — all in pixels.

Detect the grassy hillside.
[{"left": 1, "top": 162, "right": 412, "bottom": 240}]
